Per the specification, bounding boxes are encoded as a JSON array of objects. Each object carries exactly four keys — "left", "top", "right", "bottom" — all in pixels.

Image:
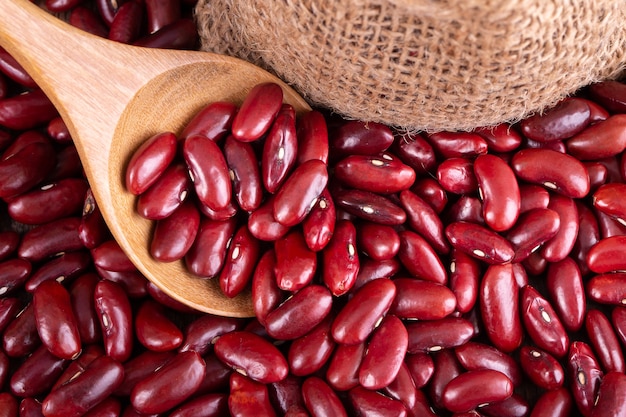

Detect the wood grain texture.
[{"left": 0, "top": 0, "right": 310, "bottom": 316}]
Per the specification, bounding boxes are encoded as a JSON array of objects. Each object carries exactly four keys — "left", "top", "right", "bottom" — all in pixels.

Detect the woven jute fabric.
[{"left": 195, "top": 0, "right": 626, "bottom": 132}]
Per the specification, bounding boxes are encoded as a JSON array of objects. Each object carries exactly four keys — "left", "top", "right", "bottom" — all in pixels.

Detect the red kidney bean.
[
  {"left": 262, "top": 104, "right": 298, "bottom": 194},
  {"left": 274, "top": 230, "right": 317, "bottom": 291},
  {"left": 428, "top": 349, "right": 463, "bottom": 410},
  {"left": 296, "top": 110, "right": 329, "bottom": 164},
  {"left": 79, "top": 189, "right": 110, "bottom": 250},
  {"left": 8, "top": 178, "right": 88, "bottom": 225},
  {"left": 33, "top": 280, "right": 81, "bottom": 360},
  {"left": 0, "top": 89, "right": 58, "bottom": 131},
  {"left": 595, "top": 208, "right": 626, "bottom": 239},
  {"left": 126, "top": 131, "right": 177, "bottom": 195},
  {"left": 519, "top": 184, "right": 550, "bottom": 213},
  {"left": 133, "top": 18, "right": 199, "bottom": 49},
  {"left": 145, "top": 0, "right": 180, "bottom": 34},
  {"left": 474, "top": 154, "right": 520, "bottom": 231},
  {"left": 446, "top": 221, "right": 515, "bottom": 264},
  {"left": 480, "top": 393, "right": 529, "bottom": 417},
  {"left": 19, "top": 397, "right": 44, "bottom": 417},
  {"left": 400, "top": 189, "right": 449, "bottom": 254},
  {"left": 382, "top": 362, "right": 418, "bottom": 411},
  {"left": 592, "top": 371, "right": 626, "bottom": 417},
  {"left": 521, "top": 285, "right": 569, "bottom": 358},
  {"left": 0, "top": 258, "right": 31, "bottom": 296},
  {"left": 265, "top": 284, "right": 332, "bottom": 341},
  {"left": 474, "top": 123, "right": 523, "bottom": 152},
  {"left": 529, "top": 387, "right": 573, "bottom": 417},
  {"left": 410, "top": 177, "right": 448, "bottom": 213},
  {"left": 356, "top": 222, "right": 400, "bottom": 261},
  {"left": 587, "top": 235, "right": 626, "bottom": 273},
  {"left": 10, "top": 345, "right": 68, "bottom": 397},
  {"left": 47, "top": 144, "right": 82, "bottom": 181},
  {"left": 170, "top": 393, "right": 229, "bottom": 417},
  {"left": 567, "top": 114, "right": 626, "bottom": 160},
  {"left": 511, "top": 148, "right": 590, "bottom": 198},
  {"left": 505, "top": 208, "right": 561, "bottom": 262},
  {"left": 444, "top": 195, "right": 485, "bottom": 226},
  {"left": 398, "top": 230, "right": 446, "bottom": 284},
  {"left": 0, "top": 46, "right": 36, "bottom": 87},
  {"left": 612, "top": 306, "right": 626, "bottom": 347},
  {"left": 426, "top": 131, "right": 488, "bottom": 158},
  {"left": 301, "top": 188, "right": 335, "bottom": 252},
  {"left": 392, "top": 132, "right": 437, "bottom": 174},
  {"left": 42, "top": 355, "right": 124, "bottom": 417},
  {"left": 26, "top": 250, "right": 91, "bottom": 291},
  {"left": 180, "top": 101, "right": 237, "bottom": 141},
  {"left": 0, "top": 142, "right": 56, "bottom": 200},
  {"left": 150, "top": 200, "right": 200, "bottom": 262},
  {"left": 449, "top": 250, "right": 480, "bottom": 313},
  {"left": 354, "top": 257, "right": 400, "bottom": 291},
  {"left": 184, "top": 216, "right": 236, "bottom": 278},
  {"left": 269, "top": 375, "right": 306, "bottom": 416},
  {"left": 593, "top": 183, "right": 626, "bottom": 225},
  {"left": 223, "top": 135, "right": 262, "bottom": 212},
  {"left": 523, "top": 136, "right": 567, "bottom": 152},
  {"left": 329, "top": 120, "right": 394, "bottom": 158},
  {"left": 214, "top": 331, "right": 287, "bottom": 383},
  {"left": 455, "top": 342, "right": 523, "bottom": 387},
  {"left": 288, "top": 315, "right": 335, "bottom": 377},
  {"left": 69, "top": 5, "right": 109, "bottom": 37},
  {"left": 82, "top": 396, "right": 121, "bottom": 417},
  {"left": 228, "top": 372, "right": 277, "bottom": 416},
  {"left": 0, "top": 393, "right": 18, "bottom": 417},
  {"left": 436, "top": 157, "right": 478, "bottom": 195},
  {"left": 331, "top": 278, "right": 395, "bottom": 345},
  {"left": 334, "top": 153, "right": 415, "bottom": 194},
  {"left": 178, "top": 315, "right": 243, "bottom": 357},
  {"left": 3, "top": 302, "right": 40, "bottom": 358},
  {"left": 585, "top": 309, "right": 625, "bottom": 373},
  {"left": 546, "top": 257, "right": 586, "bottom": 332},
  {"left": 52, "top": 344, "right": 103, "bottom": 392},
  {"left": 108, "top": 0, "right": 143, "bottom": 44},
  {"left": 580, "top": 98, "right": 610, "bottom": 123},
  {"left": 45, "top": 0, "right": 87, "bottom": 12},
  {"left": 68, "top": 274, "right": 101, "bottom": 345},
  {"left": 183, "top": 134, "right": 231, "bottom": 211},
  {"left": 114, "top": 350, "right": 175, "bottom": 397},
  {"left": 406, "top": 317, "right": 474, "bottom": 353},
  {"left": 302, "top": 376, "right": 348, "bottom": 417},
  {"left": 523, "top": 250, "right": 549, "bottom": 276},
  {"left": 94, "top": 280, "right": 133, "bottom": 362},
  {"left": 135, "top": 299, "right": 183, "bottom": 352},
  {"left": 0, "top": 297, "right": 20, "bottom": 334},
  {"left": 325, "top": 341, "right": 365, "bottom": 391},
  {"left": 47, "top": 116, "right": 71, "bottom": 143},
  {"left": 231, "top": 82, "right": 283, "bottom": 142},
  {"left": 0, "top": 73, "right": 5, "bottom": 99},
  {"left": 358, "top": 314, "right": 407, "bottom": 390},
  {"left": 273, "top": 159, "right": 328, "bottom": 227},
  {"left": 249, "top": 250, "right": 282, "bottom": 326},
  {"left": 520, "top": 98, "right": 591, "bottom": 141},
  {"left": 97, "top": 267, "right": 148, "bottom": 299},
  {"left": 541, "top": 194, "right": 579, "bottom": 262},
  {"left": 334, "top": 188, "right": 406, "bottom": 225},
  {"left": 587, "top": 272, "right": 626, "bottom": 305},
  {"left": 137, "top": 164, "right": 192, "bottom": 220},
  {"left": 588, "top": 80, "right": 626, "bottom": 112},
  {"left": 568, "top": 341, "right": 603, "bottom": 417},
  {"left": 131, "top": 351, "right": 205, "bottom": 414},
  {"left": 219, "top": 224, "right": 259, "bottom": 298},
  {"left": 519, "top": 345, "right": 564, "bottom": 390},
  {"left": 247, "top": 195, "right": 290, "bottom": 242},
  {"left": 91, "top": 240, "right": 135, "bottom": 273},
  {"left": 349, "top": 385, "right": 408, "bottom": 417},
  {"left": 442, "top": 369, "right": 513, "bottom": 413},
  {"left": 572, "top": 201, "right": 601, "bottom": 275},
  {"left": 0, "top": 231, "right": 18, "bottom": 262},
  {"left": 321, "top": 219, "right": 359, "bottom": 296},
  {"left": 585, "top": 161, "right": 608, "bottom": 191},
  {"left": 480, "top": 264, "right": 522, "bottom": 353},
  {"left": 390, "top": 277, "right": 456, "bottom": 320}
]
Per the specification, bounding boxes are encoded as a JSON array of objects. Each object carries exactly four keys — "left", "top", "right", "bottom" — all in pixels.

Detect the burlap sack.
[{"left": 195, "top": 0, "right": 626, "bottom": 132}]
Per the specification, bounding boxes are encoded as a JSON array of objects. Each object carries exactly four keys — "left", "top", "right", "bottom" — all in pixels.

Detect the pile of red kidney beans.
[{"left": 1, "top": 1, "right": 626, "bottom": 416}]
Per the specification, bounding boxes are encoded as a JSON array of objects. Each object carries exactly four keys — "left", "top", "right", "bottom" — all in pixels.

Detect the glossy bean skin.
[
  {"left": 33, "top": 280, "right": 81, "bottom": 360},
  {"left": 519, "top": 184, "right": 551, "bottom": 213},
  {"left": 275, "top": 230, "right": 317, "bottom": 291},
  {"left": 428, "top": 349, "right": 463, "bottom": 410},
  {"left": 0, "top": 46, "right": 36, "bottom": 87},
  {"left": 426, "top": 131, "right": 488, "bottom": 158},
  {"left": 150, "top": 200, "right": 200, "bottom": 262},
  {"left": 178, "top": 315, "right": 243, "bottom": 357},
  {"left": 9, "top": 345, "right": 68, "bottom": 397},
  {"left": 444, "top": 195, "right": 485, "bottom": 225},
  {"left": 529, "top": 388, "right": 573, "bottom": 417},
  {"left": 79, "top": 189, "right": 110, "bottom": 249},
  {"left": 587, "top": 273, "right": 626, "bottom": 305},
  {"left": 262, "top": 104, "right": 298, "bottom": 194},
  {"left": 136, "top": 163, "right": 191, "bottom": 220},
  {"left": 436, "top": 157, "right": 478, "bottom": 195},
  {"left": 568, "top": 341, "right": 603, "bottom": 417},
  {"left": 185, "top": 217, "right": 236, "bottom": 278},
  {"left": 519, "top": 346, "right": 564, "bottom": 390},
  {"left": 357, "top": 222, "right": 400, "bottom": 260},
  {"left": 91, "top": 240, "right": 135, "bottom": 273},
  {"left": 273, "top": 159, "right": 328, "bottom": 227},
  {"left": 183, "top": 134, "right": 232, "bottom": 211},
  {"left": 19, "top": 397, "right": 45, "bottom": 417},
  {"left": 0, "top": 297, "right": 20, "bottom": 334},
  {"left": 18, "top": 217, "right": 83, "bottom": 262},
  {"left": 445, "top": 221, "right": 515, "bottom": 264},
  {"left": 302, "top": 376, "right": 348, "bottom": 417},
  {"left": 334, "top": 189, "right": 406, "bottom": 225},
  {"left": 334, "top": 153, "right": 415, "bottom": 194},
  {"left": 3, "top": 302, "right": 40, "bottom": 358},
  {"left": 593, "top": 182, "right": 626, "bottom": 225},
  {"left": 511, "top": 148, "right": 590, "bottom": 198},
  {"left": 114, "top": 350, "right": 175, "bottom": 397},
  {"left": 94, "top": 280, "right": 133, "bottom": 362},
  {"left": 42, "top": 355, "right": 124, "bottom": 417},
  {"left": 131, "top": 351, "right": 206, "bottom": 414},
  {"left": 572, "top": 202, "right": 601, "bottom": 276},
  {"left": 135, "top": 300, "right": 183, "bottom": 352},
  {"left": 585, "top": 161, "right": 608, "bottom": 192},
  {"left": 0, "top": 231, "right": 19, "bottom": 262},
  {"left": 541, "top": 194, "right": 579, "bottom": 262},
  {"left": 329, "top": 120, "right": 394, "bottom": 157},
  {"left": 520, "top": 97, "right": 591, "bottom": 141},
  {"left": 442, "top": 369, "right": 513, "bottom": 413},
  {"left": 25, "top": 250, "right": 91, "bottom": 291},
  {"left": 180, "top": 100, "right": 237, "bottom": 141},
  {"left": 479, "top": 393, "right": 530, "bottom": 417},
  {"left": 0, "top": 258, "right": 31, "bottom": 295},
  {"left": 406, "top": 317, "right": 474, "bottom": 353},
  {"left": 398, "top": 230, "right": 446, "bottom": 284},
  {"left": 349, "top": 386, "right": 407, "bottom": 417},
  {"left": 288, "top": 315, "right": 335, "bottom": 377},
  {"left": 586, "top": 235, "right": 626, "bottom": 273},
  {"left": 481, "top": 264, "right": 523, "bottom": 353},
  {"left": 144, "top": 0, "right": 180, "bottom": 33},
  {"left": 390, "top": 277, "right": 456, "bottom": 320},
  {"left": 331, "top": 278, "right": 396, "bottom": 345},
  {"left": 250, "top": 250, "right": 282, "bottom": 326},
  {"left": 0, "top": 89, "right": 57, "bottom": 131},
  {"left": 392, "top": 132, "right": 437, "bottom": 174},
  {"left": 400, "top": 189, "right": 449, "bottom": 254},
  {"left": 228, "top": 372, "right": 277, "bottom": 417},
  {"left": 97, "top": 268, "right": 148, "bottom": 299},
  {"left": 324, "top": 343, "right": 364, "bottom": 393},
  {"left": 588, "top": 80, "right": 626, "bottom": 112},
  {"left": 455, "top": 342, "right": 523, "bottom": 387},
  {"left": 269, "top": 375, "right": 306, "bottom": 416},
  {"left": 411, "top": 178, "right": 448, "bottom": 213},
  {"left": 585, "top": 309, "right": 625, "bottom": 373},
  {"left": 108, "top": 0, "right": 144, "bottom": 44},
  {"left": 322, "top": 220, "right": 359, "bottom": 296},
  {"left": 247, "top": 195, "right": 290, "bottom": 242},
  {"left": 474, "top": 153, "right": 520, "bottom": 231},
  {"left": 381, "top": 362, "right": 419, "bottom": 412},
  {"left": 170, "top": 393, "right": 229, "bottom": 417},
  {"left": 595, "top": 208, "right": 626, "bottom": 239},
  {"left": 223, "top": 135, "right": 262, "bottom": 212},
  {"left": 448, "top": 250, "right": 480, "bottom": 313},
  {"left": 265, "top": 284, "right": 332, "bottom": 341},
  {"left": 133, "top": 18, "right": 199, "bottom": 50},
  {"left": 546, "top": 257, "right": 586, "bottom": 332},
  {"left": 218, "top": 225, "right": 260, "bottom": 298},
  {"left": 505, "top": 208, "right": 561, "bottom": 262},
  {"left": 302, "top": 188, "right": 335, "bottom": 251},
  {"left": 0, "top": 392, "right": 17, "bottom": 417},
  {"left": 297, "top": 110, "right": 329, "bottom": 164},
  {"left": 0, "top": 136, "right": 55, "bottom": 199},
  {"left": 521, "top": 285, "right": 569, "bottom": 358},
  {"left": 612, "top": 306, "right": 626, "bottom": 347},
  {"left": 592, "top": 371, "right": 626, "bottom": 417},
  {"left": 354, "top": 258, "right": 401, "bottom": 290},
  {"left": 474, "top": 123, "right": 522, "bottom": 153},
  {"left": 231, "top": 82, "right": 283, "bottom": 142},
  {"left": 126, "top": 131, "right": 177, "bottom": 195},
  {"left": 567, "top": 114, "right": 626, "bottom": 160}
]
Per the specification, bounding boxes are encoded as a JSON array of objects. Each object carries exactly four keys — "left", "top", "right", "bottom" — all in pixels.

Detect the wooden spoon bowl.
[{"left": 0, "top": 0, "right": 310, "bottom": 316}]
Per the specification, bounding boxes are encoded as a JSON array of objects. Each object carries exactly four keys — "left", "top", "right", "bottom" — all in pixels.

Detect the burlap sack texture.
[{"left": 195, "top": 0, "right": 626, "bottom": 133}]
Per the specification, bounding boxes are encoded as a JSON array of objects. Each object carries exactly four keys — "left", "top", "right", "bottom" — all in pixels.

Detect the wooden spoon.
[{"left": 0, "top": 0, "right": 310, "bottom": 317}]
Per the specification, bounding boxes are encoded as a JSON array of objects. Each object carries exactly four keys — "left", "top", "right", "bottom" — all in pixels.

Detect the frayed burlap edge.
[{"left": 195, "top": 0, "right": 626, "bottom": 133}]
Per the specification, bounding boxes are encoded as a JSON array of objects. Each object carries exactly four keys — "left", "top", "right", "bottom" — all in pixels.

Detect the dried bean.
[
  {"left": 474, "top": 153, "right": 520, "bottom": 231},
  {"left": 519, "top": 346, "right": 564, "bottom": 390},
  {"left": 288, "top": 315, "right": 335, "bottom": 377},
  {"left": 520, "top": 97, "right": 591, "bottom": 141},
  {"left": 592, "top": 371, "right": 626, "bottom": 417},
  {"left": 348, "top": 385, "right": 408, "bottom": 417},
  {"left": 231, "top": 82, "right": 283, "bottom": 142},
  {"left": 302, "top": 376, "right": 348, "bottom": 417},
  {"left": 441, "top": 369, "right": 513, "bottom": 413},
  {"left": 228, "top": 372, "right": 277, "bottom": 417},
  {"left": 446, "top": 221, "right": 515, "bottom": 264},
  {"left": 126, "top": 131, "right": 177, "bottom": 195},
  {"left": 390, "top": 277, "right": 456, "bottom": 320},
  {"left": 262, "top": 104, "right": 298, "bottom": 194},
  {"left": 322, "top": 219, "right": 359, "bottom": 296},
  {"left": 180, "top": 101, "right": 237, "bottom": 141},
  {"left": 94, "top": 280, "right": 133, "bottom": 362},
  {"left": 218, "top": 224, "right": 260, "bottom": 298},
  {"left": 329, "top": 120, "right": 394, "bottom": 157},
  {"left": 426, "top": 131, "right": 488, "bottom": 158},
  {"left": 585, "top": 309, "right": 625, "bottom": 373},
  {"left": 406, "top": 317, "right": 474, "bottom": 353}
]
